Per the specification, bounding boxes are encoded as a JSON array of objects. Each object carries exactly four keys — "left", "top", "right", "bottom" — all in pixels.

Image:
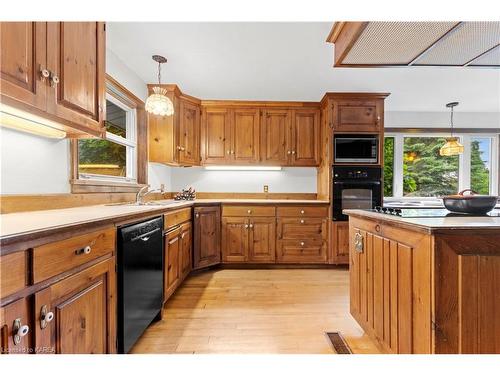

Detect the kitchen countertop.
[
  {"left": 0, "top": 199, "right": 329, "bottom": 251},
  {"left": 344, "top": 209, "right": 500, "bottom": 233}
]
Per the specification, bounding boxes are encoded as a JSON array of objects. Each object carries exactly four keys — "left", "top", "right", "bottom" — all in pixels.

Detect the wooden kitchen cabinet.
[
  {"left": 201, "top": 107, "right": 231, "bottom": 164},
  {"left": 179, "top": 222, "right": 192, "bottom": 281},
  {"left": 149, "top": 85, "right": 201, "bottom": 166},
  {"left": 332, "top": 99, "right": 383, "bottom": 133},
  {"left": 164, "top": 227, "right": 181, "bottom": 302},
  {"left": 331, "top": 222, "right": 349, "bottom": 264},
  {"left": 221, "top": 217, "right": 249, "bottom": 262},
  {"left": 0, "top": 298, "right": 32, "bottom": 354},
  {"left": 0, "top": 22, "right": 106, "bottom": 138},
  {"left": 193, "top": 206, "right": 221, "bottom": 269},
  {"left": 290, "top": 109, "right": 320, "bottom": 166},
  {"left": 33, "top": 257, "right": 116, "bottom": 354},
  {"left": 248, "top": 217, "right": 276, "bottom": 263},
  {"left": 260, "top": 109, "right": 291, "bottom": 165}
]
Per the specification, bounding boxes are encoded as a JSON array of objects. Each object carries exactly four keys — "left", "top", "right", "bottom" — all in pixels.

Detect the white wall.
[
  {"left": 386, "top": 111, "right": 500, "bottom": 129},
  {"left": 169, "top": 167, "right": 317, "bottom": 193}
]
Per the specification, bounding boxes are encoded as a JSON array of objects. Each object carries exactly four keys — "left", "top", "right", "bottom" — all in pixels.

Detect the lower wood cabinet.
[
  {"left": 0, "top": 297, "right": 32, "bottom": 354},
  {"left": 179, "top": 222, "right": 192, "bottom": 281},
  {"left": 164, "top": 226, "right": 181, "bottom": 302},
  {"left": 193, "top": 206, "right": 221, "bottom": 269},
  {"left": 221, "top": 217, "right": 249, "bottom": 262},
  {"left": 331, "top": 222, "right": 349, "bottom": 264}
]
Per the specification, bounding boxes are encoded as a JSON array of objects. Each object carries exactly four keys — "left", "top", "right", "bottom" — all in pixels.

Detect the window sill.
[{"left": 70, "top": 179, "right": 147, "bottom": 194}]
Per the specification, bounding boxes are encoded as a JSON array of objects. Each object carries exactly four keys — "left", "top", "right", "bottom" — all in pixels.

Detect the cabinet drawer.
[
  {"left": 164, "top": 208, "right": 192, "bottom": 229},
  {"left": 277, "top": 218, "right": 326, "bottom": 240},
  {"left": 276, "top": 240, "right": 327, "bottom": 263},
  {"left": 222, "top": 205, "right": 276, "bottom": 217},
  {"left": 32, "top": 228, "right": 115, "bottom": 283},
  {"left": 276, "top": 206, "right": 328, "bottom": 217},
  {"left": 0, "top": 251, "right": 27, "bottom": 299}
]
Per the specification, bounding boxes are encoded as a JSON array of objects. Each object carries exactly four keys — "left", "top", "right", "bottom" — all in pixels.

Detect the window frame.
[
  {"left": 70, "top": 75, "right": 148, "bottom": 193},
  {"left": 385, "top": 132, "right": 498, "bottom": 200}
]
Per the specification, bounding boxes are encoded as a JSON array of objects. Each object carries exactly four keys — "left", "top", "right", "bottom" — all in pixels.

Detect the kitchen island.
[{"left": 344, "top": 209, "right": 500, "bottom": 354}]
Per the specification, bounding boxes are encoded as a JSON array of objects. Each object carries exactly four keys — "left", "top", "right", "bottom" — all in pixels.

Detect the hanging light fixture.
[
  {"left": 145, "top": 55, "right": 174, "bottom": 116},
  {"left": 440, "top": 101, "right": 464, "bottom": 156}
]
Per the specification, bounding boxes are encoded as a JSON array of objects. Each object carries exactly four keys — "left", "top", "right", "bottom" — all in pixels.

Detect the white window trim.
[
  {"left": 385, "top": 132, "right": 498, "bottom": 199},
  {"left": 79, "top": 93, "right": 138, "bottom": 183}
]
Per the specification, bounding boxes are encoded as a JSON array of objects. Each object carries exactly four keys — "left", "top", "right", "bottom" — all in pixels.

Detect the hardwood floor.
[{"left": 130, "top": 268, "right": 380, "bottom": 354}]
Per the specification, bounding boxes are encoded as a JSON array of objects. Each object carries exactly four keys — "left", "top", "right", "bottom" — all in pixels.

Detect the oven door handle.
[{"left": 333, "top": 181, "right": 381, "bottom": 185}]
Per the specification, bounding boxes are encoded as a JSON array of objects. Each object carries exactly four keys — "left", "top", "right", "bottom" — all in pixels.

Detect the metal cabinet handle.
[
  {"left": 40, "top": 305, "right": 54, "bottom": 330},
  {"left": 354, "top": 232, "right": 364, "bottom": 253},
  {"left": 12, "top": 318, "right": 29, "bottom": 345},
  {"left": 75, "top": 245, "right": 91, "bottom": 255}
]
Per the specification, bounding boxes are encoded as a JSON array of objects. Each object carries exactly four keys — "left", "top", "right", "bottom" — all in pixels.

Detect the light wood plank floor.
[{"left": 130, "top": 268, "right": 380, "bottom": 354}]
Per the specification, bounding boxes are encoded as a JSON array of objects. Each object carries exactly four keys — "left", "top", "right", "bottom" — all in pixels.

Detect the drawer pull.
[
  {"left": 12, "top": 318, "right": 29, "bottom": 345},
  {"left": 300, "top": 219, "right": 305, "bottom": 224},
  {"left": 247, "top": 209, "right": 252, "bottom": 214},
  {"left": 300, "top": 241, "right": 305, "bottom": 246},
  {"left": 300, "top": 210, "right": 305, "bottom": 214},
  {"left": 75, "top": 245, "right": 92, "bottom": 255},
  {"left": 40, "top": 305, "right": 54, "bottom": 329}
]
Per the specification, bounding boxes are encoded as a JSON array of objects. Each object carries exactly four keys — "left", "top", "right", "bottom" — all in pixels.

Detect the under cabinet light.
[
  {"left": 0, "top": 104, "right": 67, "bottom": 139},
  {"left": 204, "top": 166, "right": 282, "bottom": 171}
]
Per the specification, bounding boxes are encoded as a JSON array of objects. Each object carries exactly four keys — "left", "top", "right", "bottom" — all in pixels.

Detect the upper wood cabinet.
[
  {"left": 149, "top": 85, "right": 201, "bottom": 167},
  {"left": 231, "top": 108, "right": 260, "bottom": 163},
  {"left": 0, "top": 22, "right": 106, "bottom": 138},
  {"left": 327, "top": 95, "right": 387, "bottom": 133},
  {"left": 201, "top": 107, "right": 231, "bottom": 164},
  {"left": 260, "top": 109, "right": 291, "bottom": 165},
  {"left": 290, "top": 109, "right": 320, "bottom": 166}
]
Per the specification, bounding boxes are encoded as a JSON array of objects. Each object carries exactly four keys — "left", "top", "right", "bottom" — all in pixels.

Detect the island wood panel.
[
  {"left": 193, "top": 206, "right": 221, "bottom": 269},
  {"left": 231, "top": 108, "right": 260, "bottom": 163},
  {"left": 178, "top": 100, "right": 200, "bottom": 165},
  {"left": 260, "top": 109, "right": 290, "bottom": 165},
  {"left": 291, "top": 109, "right": 320, "bottom": 166},
  {"left": 201, "top": 107, "right": 231, "bottom": 164},
  {"left": 46, "top": 22, "right": 106, "bottom": 136},
  {"left": 248, "top": 217, "right": 276, "bottom": 263},
  {"left": 0, "top": 22, "right": 47, "bottom": 111}
]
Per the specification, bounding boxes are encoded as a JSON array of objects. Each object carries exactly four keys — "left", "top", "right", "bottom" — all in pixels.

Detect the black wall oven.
[
  {"left": 333, "top": 166, "right": 382, "bottom": 221},
  {"left": 334, "top": 134, "right": 379, "bottom": 164}
]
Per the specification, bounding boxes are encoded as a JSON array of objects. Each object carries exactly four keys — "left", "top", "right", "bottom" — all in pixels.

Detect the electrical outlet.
[{"left": 263, "top": 185, "right": 269, "bottom": 193}]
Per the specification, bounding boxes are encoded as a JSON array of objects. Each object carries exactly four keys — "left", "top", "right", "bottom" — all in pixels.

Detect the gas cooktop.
[{"left": 371, "top": 206, "right": 500, "bottom": 218}]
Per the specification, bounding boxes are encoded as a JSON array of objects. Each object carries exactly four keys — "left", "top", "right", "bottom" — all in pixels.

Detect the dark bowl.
[{"left": 442, "top": 196, "right": 498, "bottom": 215}]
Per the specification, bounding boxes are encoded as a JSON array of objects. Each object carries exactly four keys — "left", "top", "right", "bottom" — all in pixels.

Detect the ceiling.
[{"left": 107, "top": 22, "right": 500, "bottom": 113}]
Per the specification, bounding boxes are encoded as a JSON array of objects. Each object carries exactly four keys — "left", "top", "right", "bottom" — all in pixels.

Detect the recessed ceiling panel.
[
  {"left": 469, "top": 44, "right": 500, "bottom": 66},
  {"left": 342, "top": 22, "right": 457, "bottom": 65},
  {"left": 414, "top": 22, "right": 500, "bottom": 66}
]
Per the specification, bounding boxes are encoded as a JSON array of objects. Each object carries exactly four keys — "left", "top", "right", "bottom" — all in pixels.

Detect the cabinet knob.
[
  {"left": 300, "top": 241, "right": 305, "bottom": 246},
  {"left": 249, "top": 223, "right": 253, "bottom": 229},
  {"left": 49, "top": 72, "right": 60, "bottom": 87},
  {"left": 12, "top": 318, "right": 29, "bottom": 345},
  {"left": 291, "top": 150, "right": 296, "bottom": 155},
  {"left": 300, "top": 210, "right": 305, "bottom": 214},
  {"left": 287, "top": 150, "right": 291, "bottom": 155},
  {"left": 231, "top": 150, "right": 235, "bottom": 154},
  {"left": 245, "top": 224, "right": 249, "bottom": 229},
  {"left": 300, "top": 219, "right": 305, "bottom": 224},
  {"left": 40, "top": 305, "right": 54, "bottom": 330},
  {"left": 247, "top": 209, "right": 252, "bottom": 214},
  {"left": 75, "top": 245, "right": 91, "bottom": 255},
  {"left": 227, "top": 150, "right": 230, "bottom": 154},
  {"left": 39, "top": 67, "right": 50, "bottom": 81},
  {"left": 195, "top": 213, "right": 200, "bottom": 218}
]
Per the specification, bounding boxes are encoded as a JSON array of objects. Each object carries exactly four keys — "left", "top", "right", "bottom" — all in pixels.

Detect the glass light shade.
[
  {"left": 145, "top": 87, "right": 174, "bottom": 116},
  {"left": 439, "top": 137, "right": 464, "bottom": 156}
]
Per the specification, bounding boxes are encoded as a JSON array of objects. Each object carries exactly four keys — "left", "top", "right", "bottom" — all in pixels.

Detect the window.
[
  {"left": 384, "top": 133, "right": 498, "bottom": 198},
  {"left": 78, "top": 96, "right": 137, "bottom": 182},
  {"left": 71, "top": 75, "right": 147, "bottom": 193}
]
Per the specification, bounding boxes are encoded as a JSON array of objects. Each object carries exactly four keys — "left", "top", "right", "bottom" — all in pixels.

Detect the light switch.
[{"left": 263, "top": 185, "right": 269, "bottom": 193}]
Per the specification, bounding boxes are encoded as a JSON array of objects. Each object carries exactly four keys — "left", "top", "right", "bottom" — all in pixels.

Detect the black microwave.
[{"left": 334, "top": 135, "right": 379, "bottom": 164}]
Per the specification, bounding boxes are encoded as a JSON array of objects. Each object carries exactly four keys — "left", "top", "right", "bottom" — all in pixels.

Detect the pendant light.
[
  {"left": 145, "top": 55, "right": 174, "bottom": 116},
  {"left": 440, "top": 101, "right": 464, "bottom": 156}
]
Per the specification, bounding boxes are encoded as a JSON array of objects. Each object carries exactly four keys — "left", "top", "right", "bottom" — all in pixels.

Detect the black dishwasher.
[{"left": 117, "top": 216, "right": 163, "bottom": 353}]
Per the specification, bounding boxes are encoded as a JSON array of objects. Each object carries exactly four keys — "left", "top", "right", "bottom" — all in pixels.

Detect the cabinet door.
[
  {"left": 193, "top": 206, "right": 221, "bottom": 269},
  {"left": 260, "top": 109, "right": 291, "bottom": 165},
  {"left": 0, "top": 22, "right": 47, "bottom": 111},
  {"left": 201, "top": 108, "right": 231, "bottom": 164},
  {"left": 178, "top": 100, "right": 200, "bottom": 165},
  {"left": 231, "top": 108, "right": 260, "bottom": 163},
  {"left": 179, "top": 222, "right": 192, "bottom": 280},
  {"left": 46, "top": 22, "right": 106, "bottom": 137},
  {"left": 0, "top": 298, "right": 32, "bottom": 354},
  {"left": 222, "top": 217, "right": 249, "bottom": 262},
  {"left": 276, "top": 239, "right": 327, "bottom": 264},
  {"left": 291, "top": 109, "right": 320, "bottom": 166},
  {"left": 33, "top": 257, "right": 116, "bottom": 354},
  {"left": 331, "top": 222, "right": 349, "bottom": 264},
  {"left": 248, "top": 217, "right": 276, "bottom": 263},
  {"left": 333, "top": 100, "right": 382, "bottom": 132},
  {"left": 164, "top": 228, "right": 181, "bottom": 301}
]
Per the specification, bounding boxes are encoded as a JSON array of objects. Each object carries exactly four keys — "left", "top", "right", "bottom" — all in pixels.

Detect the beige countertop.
[
  {"left": 344, "top": 209, "right": 500, "bottom": 232},
  {"left": 0, "top": 199, "right": 329, "bottom": 246}
]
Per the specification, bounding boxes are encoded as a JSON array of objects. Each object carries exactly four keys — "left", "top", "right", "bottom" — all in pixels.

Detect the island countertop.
[{"left": 344, "top": 208, "right": 500, "bottom": 233}]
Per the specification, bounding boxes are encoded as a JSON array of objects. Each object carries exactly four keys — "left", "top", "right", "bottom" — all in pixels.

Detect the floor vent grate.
[{"left": 326, "top": 332, "right": 353, "bottom": 354}]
